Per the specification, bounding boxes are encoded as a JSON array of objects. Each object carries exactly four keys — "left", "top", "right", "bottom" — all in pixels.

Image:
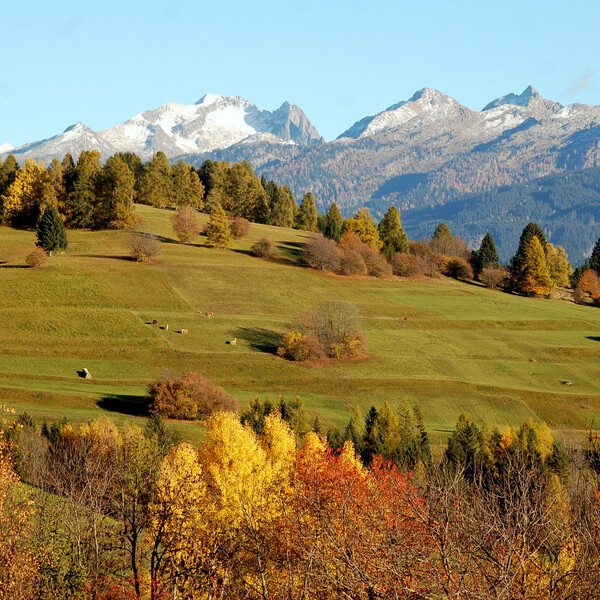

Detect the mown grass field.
[{"left": 2, "top": 204, "right": 600, "bottom": 447}]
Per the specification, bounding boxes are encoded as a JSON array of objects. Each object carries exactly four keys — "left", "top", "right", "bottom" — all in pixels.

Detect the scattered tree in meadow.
[
  {"left": 342, "top": 207, "right": 382, "bottom": 250},
  {"left": 230, "top": 215, "right": 250, "bottom": 239},
  {"left": 378, "top": 205, "right": 409, "bottom": 258},
  {"left": 295, "top": 192, "right": 318, "bottom": 231},
  {"left": 25, "top": 246, "right": 48, "bottom": 268},
  {"left": 36, "top": 206, "right": 68, "bottom": 255},
  {"left": 205, "top": 203, "right": 233, "bottom": 248},
  {"left": 576, "top": 268, "right": 600, "bottom": 304},
  {"left": 303, "top": 234, "right": 342, "bottom": 271},
  {"left": 171, "top": 203, "right": 201, "bottom": 243},
  {"left": 480, "top": 265, "right": 508, "bottom": 289}
]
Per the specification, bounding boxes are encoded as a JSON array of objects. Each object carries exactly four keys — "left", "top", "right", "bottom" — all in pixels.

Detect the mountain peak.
[
  {"left": 195, "top": 93, "right": 223, "bottom": 106},
  {"left": 482, "top": 85, "right": 549, "bottom": 111},
  {"left": 63, "top": 122, "right": 88, "bottom": 133}
]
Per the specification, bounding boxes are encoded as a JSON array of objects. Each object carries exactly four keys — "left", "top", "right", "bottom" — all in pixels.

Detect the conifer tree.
[
  {"left": 268, "top": 185, "right": 296, "bottom": 228},
  {"left": 36, "top": 206, "right": 68, "bottom": 254},
  {"left": 477, "top": 232, "right": 499, "bottom": 269},
  {"left": 323, "top": 202, "right": 344, "bottom": 242},
  {"left": 378, "top": 205, "right": 409, "bottom": 258},
  {"left": 295, "top": 192, "right": 318, "bottom": 231},
  {"left": 514, "top": 236, "right": 555, "bottom": 297},
  {"left": 431, "top": 222, "right": 455, "bottom": 255},
  {"left": 138, "top": 152, "right": 174, "bottom": 209},
  {"left": 590, "top": 236, "right": 600, "bottom": 276},
  {"left": 546, "top": 243, "right": 573, "bottom": 287},
  {"left": 172, "top": 160, "right": 204, "bottom": 209},
  {"left": 205, "top": 203, "right": 233, "bottom": 248},
  {"left": 70, "top": 150, "right": 102, "bottom": 228},
  {"left": 100, "top": 155, "right": 137, "bottom": 229},
  {"left": 343, "top": 207, "right": 382, "bottom": 250},
  {"left": 510, "top": 222, "right": 548, "bottom": 276},
  {"left": 0, "top": 154, "right": 18, "bottom": 197}
]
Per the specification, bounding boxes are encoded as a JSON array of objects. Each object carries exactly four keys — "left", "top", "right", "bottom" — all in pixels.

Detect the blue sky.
[{"left": 1, "top": 0, "right": 599, "bottom": 147}]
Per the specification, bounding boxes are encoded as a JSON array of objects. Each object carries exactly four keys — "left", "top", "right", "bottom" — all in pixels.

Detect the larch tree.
[
  {"left": 378, "top": 205, "right": 409, "bottom": 258},
  {"left": 205, "top": 203, "right": 233, "bottom": 248},
  {"left": 171, "top": 160, "right": 204, "bottom": 209},
  {"left": 546, "top": 243, "right": 573, "bottom": 288},
  {"left": 343, "top": 207, "right": 382, "bottom": 250},
  {"left": 99, "top": 154, "right": 137, "bottom": 229},
  {"left": 477, "top": 232, "right": 500, "bottom": 269},
  {"left": 36, "top": 206, "right": 68, "bottom": 255},
  {"left": 322, "top": 201, "right": 344, "bottom": 242},
  {"left": 268, "top": 185, "right": 296, "bottom": 228},
  {"left": 513, "top": 235, "right": 555, "bottom": 297},
  {"left": 70, "top": 150, "right": 102, "bottom": 228},
  {"left": 431, "top": 222, "right": 455, "bottom": 255},
  {"left": 138, "top": 152, "right": 174, "bottom": 209},
  {"left": 296, "top": 192, "right": 318, "bottom": 231}
]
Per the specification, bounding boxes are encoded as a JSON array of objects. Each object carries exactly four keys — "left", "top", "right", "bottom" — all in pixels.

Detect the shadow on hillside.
[
  {"left": 0, "top": 264, "right": 28, "bottom": 269},
  {"left": 231, "top": 248, "right": 255, "bottom": 258},
  {"left": 235, "top": 327, "right": 281, "bottom": 354},
  {"left": 587, "top": 336, "right": 600, "bottom": 343},
  {"left": 155, "top": 235, "right": 179, "bottom": 244},
  {"left": 97, "top": 393, "right": 148, "bottom": 417},
  {"left": 79, "top": 254, "right": 133, "bottom": 262}
]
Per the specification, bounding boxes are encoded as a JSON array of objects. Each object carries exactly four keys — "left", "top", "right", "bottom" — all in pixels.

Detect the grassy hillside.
[{"left": 2, "top": 204, "right": 600, "bottom": 447}]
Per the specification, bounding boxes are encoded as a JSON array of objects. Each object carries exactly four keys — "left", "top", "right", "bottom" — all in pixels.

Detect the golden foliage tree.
[
  {"left": 342, "top": 207, "right": 383, "bottom": 250},
  {"left": 205, "top": 203, "right": 233, "bottom": 248},
  {"left": 514, "top": 235, "right": 555, "bottom": 297}
]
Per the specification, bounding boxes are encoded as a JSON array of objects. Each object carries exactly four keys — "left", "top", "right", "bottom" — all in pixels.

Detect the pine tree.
[
  {"left": 477, "top": 232, "right": 499, "bottom": 269},
  {"left": 205, "top": 203, "right": 233, "bottom": 248},
  {"left": 295, "top": 192, "right": 318, "bottom": 231},
  {"left": 514, "top": 235, "right": 555, "bottom": 297},
  {"left": 510, "top": 222, "right": 548, "bottom": 276},
  {"left": 343, "top": 207, "right": 382, "bottom": 250},
  {"left": 36, "top": 206, "right": 68, "bottom": 254},
  {"left": 378, "top": 205, "right": 409, "bottom": 258},
  {"left": 590, "top": 236, "right": 600, "bottom": 275},
  {"left": 323, "top": 202, "right": 344, "bottom": 242}
]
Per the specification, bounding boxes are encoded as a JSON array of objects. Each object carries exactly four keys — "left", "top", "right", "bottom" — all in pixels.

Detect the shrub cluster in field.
[
  {"left": 5, "top": 402, "right": 600, "bottom": 599},
  {"left": 147, "top": 371, "right": 238, "bottom": 419},
  {"left": 277, "top": 301, "right": 367, "bottom": 361}
]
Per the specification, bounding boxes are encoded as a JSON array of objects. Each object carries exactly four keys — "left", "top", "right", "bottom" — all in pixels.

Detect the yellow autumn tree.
[
  {"left": 514, "top": 235, "right": 555, "bottom": 297},
  {"left": 1, "top": 158, "right": 54, "bottom": 226},
  {"left": 342, "top": 207, "right": 383, "bottom": 250},
  {"left": 546, "top": 243, "right": 573, "bottom": 288}
]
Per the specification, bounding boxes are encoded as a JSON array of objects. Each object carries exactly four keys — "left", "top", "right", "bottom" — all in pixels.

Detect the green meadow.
[{"left": 2, "top": 204, "right": 600, "bottom": 447}]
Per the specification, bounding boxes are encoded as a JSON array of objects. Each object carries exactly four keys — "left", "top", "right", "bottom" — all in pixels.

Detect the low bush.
[
  {"left": 303, "top": 235, "right": 341, "bottom": 272},
  {"left": 390, "top": 252, "right": 424, "bottom": 277},
  {"left": 147, "top": 371, "right": 238, "bottom": 420},
  {"left": 171, "top": 204, "right": 201, "bottom": 243},
  {"left": 230, "top": 216, "right": 250, "bottom": 239},
  {"left": 276, "top": 331, "right": 326, "bottom": 361},
  {"left": 338, "top": 248, "right": 367, "bottom": 276},
  {"left": 480, "top": 266, "right": 508, "bottom": 289},
  {"left": 443, "top": 256, "right": 474, "bottom": 280},
  {"left": 129, "top": 232, "right": 161, "bottom": 262},
  {"left": 251, "top": 237, "right": 279, "bottom": 259},
  {"left": 25, "top": 246, "right": 48, "bottom": 268},
  {"left": 361, "top": 248, "right": 393, "bottom": 278},
  {"left": 329, "top": 331, "right": 368, "bottom": 359},
  {"left": 409, "top": 241, "right": 440, "bottom": 277}
]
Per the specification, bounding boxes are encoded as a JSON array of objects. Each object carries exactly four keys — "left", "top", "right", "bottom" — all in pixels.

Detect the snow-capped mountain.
[
  {"left": 2, "top": 95, "right": 323, "bottom": 163},
  {"left": 0, "top": 142, "right": 13, "bottom": 154},
  {"left": 338, "top": 88, "right": 462, "bottom": 139}
]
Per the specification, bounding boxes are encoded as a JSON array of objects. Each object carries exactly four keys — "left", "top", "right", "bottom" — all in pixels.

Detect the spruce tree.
[
  {"left": 70, "top": 150, "right": 102, "bottom": 228},
  {"left": 36, "top": 206, "right": 68, "bottom": 254},
  {"left": 589, "top": 236, "right": 600, "bottom": 275},
  {"left": 323, "top": 202, "right": 344, "bottom": 242},
  {"left": 477, "top": 232, "right": 499, "bottom": 269},
  {"left": 378, "top": 205, "right": 409, "bottom": 258},
  {"left": 100, "top": 155, "right": 137, "bottom": 229},
  {"left": 205, "top": 203, "right": 233, "bottom": 248},
  {"left": 268, "top": 185, "right": 296, "bottom": 228},
  {"left": 296, "top": 192, "right": 318, "bottom": 231}
]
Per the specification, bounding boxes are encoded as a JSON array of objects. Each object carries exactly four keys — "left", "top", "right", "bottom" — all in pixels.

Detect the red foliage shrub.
[{"left": 303, "top": 235, "right": 341, "bottom": 272}]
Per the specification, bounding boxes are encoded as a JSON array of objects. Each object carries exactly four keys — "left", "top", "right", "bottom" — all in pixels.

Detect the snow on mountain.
[
  {"left": 338, "top": 88, "right": 462, "bottom": 139},
  {"left": 0, "top": 142, "right": 13, "bottom": 154},
  {"left": 482, "top": 85, "right": 562, "bottom": 115},
  {"left": 0, "top": 95, "right": 323, "bottom": 163}
]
